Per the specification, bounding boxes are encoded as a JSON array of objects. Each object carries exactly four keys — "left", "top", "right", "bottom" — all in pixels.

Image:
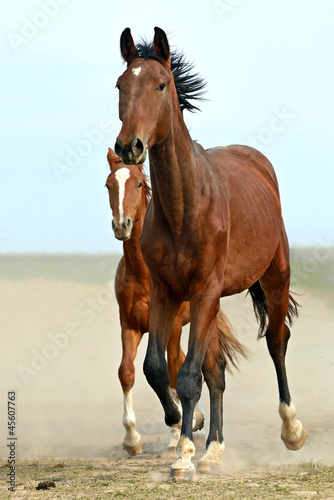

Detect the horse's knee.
[
  {"left": 177, "top": 361, "right": 202, "bottom": 405},
  {"left": 143, "top": 345, "right": 170, "bottom": 393},
  {"left": 118, "top": 360, "right": 135, "bottom": 392}
]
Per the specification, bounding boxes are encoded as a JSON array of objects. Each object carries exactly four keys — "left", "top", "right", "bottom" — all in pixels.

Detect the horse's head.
[
  {"left": 106, "top": 148, "right": 146, "bottom": 240},
  {"left": 115, "top": 27, "right": 176, "bottom": 165}
]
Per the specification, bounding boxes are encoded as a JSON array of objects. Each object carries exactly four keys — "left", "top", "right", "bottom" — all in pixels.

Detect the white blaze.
[
  {"left": 132, "top": 66, "right": 142, "bottom": 77},
  {"left": 115, "top": 167, "right": 130, "bottom": 222}
]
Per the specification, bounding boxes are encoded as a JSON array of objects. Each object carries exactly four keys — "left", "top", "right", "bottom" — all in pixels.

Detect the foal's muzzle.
[
  {"left": 112, "top": 217, "right": 133, "bottom": 241},
  {"left": 115, "top": 137, "right": 147, "bottom": 165}
]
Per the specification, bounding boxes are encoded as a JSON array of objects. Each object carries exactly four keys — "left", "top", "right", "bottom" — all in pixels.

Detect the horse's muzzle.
[
  {"left": 112, "top": 217, "right": 133, "bottom": 241},
  {"left": 115, "top": 137, "right": 147, "bottom": 165}
]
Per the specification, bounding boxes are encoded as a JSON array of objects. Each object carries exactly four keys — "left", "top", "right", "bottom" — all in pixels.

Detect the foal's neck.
[{"left": 123, "top": 193, "right": 148, "bottom": 277}]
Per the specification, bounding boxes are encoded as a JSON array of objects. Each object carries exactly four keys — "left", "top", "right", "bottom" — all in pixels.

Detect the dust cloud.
[{"left": 1, "top": 274, "right": 333, "bottom": 471}]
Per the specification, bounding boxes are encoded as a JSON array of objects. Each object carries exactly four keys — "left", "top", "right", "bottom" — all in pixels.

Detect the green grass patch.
[
  {"left": 0, "top": 254, "right": 121, "bottom": 284},
  {"left": 0, "top": 248, "right": 333, "bottom": 294}
]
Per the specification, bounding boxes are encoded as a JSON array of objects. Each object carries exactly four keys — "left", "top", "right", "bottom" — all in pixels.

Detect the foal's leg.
[
  {"left": 166, "top": 316, "right": 185, "bottom": 452},
  {"left": 167, "top": 315, "right": 186, "bottom": 391},
  {"left": 170, "top": 294, "right": 220, "bottom": 479},
  {"left": 118, "top": 326, "right": 143, "bottom": 455},
  {"left": 261, "top": 236, "right": 306, "bottom": 450}
]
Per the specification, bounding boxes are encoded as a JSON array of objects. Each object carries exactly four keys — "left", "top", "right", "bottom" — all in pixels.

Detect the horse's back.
[{"left": 206, "top": 145, "right": 279, "bottom": 193}]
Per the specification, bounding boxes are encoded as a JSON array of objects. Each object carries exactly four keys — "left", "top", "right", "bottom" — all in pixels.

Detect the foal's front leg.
[
  {"left": 166, "top": 315, "right": 185, "bottom": 452},
  {"left": 118, "top": 326, "right": 143, "bottom": 455}
]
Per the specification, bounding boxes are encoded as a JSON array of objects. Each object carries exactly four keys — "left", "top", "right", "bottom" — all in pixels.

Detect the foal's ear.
[
  {"left": 107, "top": 148, "right": 122, "bottom": 169},
  {"left": 120, "top": 27, "right": 138, "bottom": 63},
  {"left": 154, "top": 27, "right": 171, "bottom": 66}
]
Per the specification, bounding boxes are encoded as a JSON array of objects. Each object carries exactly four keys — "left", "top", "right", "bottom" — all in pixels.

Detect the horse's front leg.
[
  {"left": 143, "top": 283, "right": 183, "bottom": 429},
  {"left": 166, "top": 303, "right": 205, "bottom": 453},
  {"left": 196, "top": 319, "right": 226, "bottom": 474},
  {"left": 118, "top": 326, "right": 143, "bottom": 456},
  {"left": 170, "top": 293, "right": 220, "bottom": 479}
]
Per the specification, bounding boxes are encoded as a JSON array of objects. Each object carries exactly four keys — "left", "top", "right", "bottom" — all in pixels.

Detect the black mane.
[{"left": 135, "top": 39, "right": 207, "bottom": 113}]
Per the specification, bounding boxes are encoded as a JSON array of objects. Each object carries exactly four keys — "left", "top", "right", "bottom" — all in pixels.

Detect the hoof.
[
  {"left": 123, "top": 440, "right": 142, "bottom": 456},
  {"left": 197, "top": 460, "right": 223, "bottom": 475},
  {"left": 197, "top": 440, "right": 225, "bottom": 475},
  {"left": 169, "top": 466, "right": 197, "bottom": 481},
  {"left": 282, "top": 426, "right": 307, "bottom": 451},
  {"left": 170, "top": 436, "right": 196, "bottom": 480}
]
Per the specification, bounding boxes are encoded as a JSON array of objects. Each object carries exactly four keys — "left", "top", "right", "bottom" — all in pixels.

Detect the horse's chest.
[{"left": 142, "top": 233, "right": 195, "bottom": 295}]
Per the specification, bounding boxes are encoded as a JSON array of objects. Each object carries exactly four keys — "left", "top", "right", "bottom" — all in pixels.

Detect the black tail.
[{"left": 248, "top": 281, "right": 299, "bottom": 339}]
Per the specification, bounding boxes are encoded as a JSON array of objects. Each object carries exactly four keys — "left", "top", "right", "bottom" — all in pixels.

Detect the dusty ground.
[
  {"left": 0, "top": 254, "right": 333, "bottom": 498},
  {"left": 1, "top": 457, "right": 333, "bottom": 499}
]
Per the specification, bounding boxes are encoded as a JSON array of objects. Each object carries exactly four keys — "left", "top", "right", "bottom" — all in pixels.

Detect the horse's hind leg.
[
  {"left": 260, "top": 235, "right": 306, "bottom": 450},
  {"left": 118, "top": 326, "right": 143, "bottom": 456}
]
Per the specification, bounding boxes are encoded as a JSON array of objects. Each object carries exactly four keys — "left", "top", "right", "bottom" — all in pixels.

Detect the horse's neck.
[
  {"left": 123, "top": 196, "right": 148, "bottom": 278},
  {"left": 149, "top": 119, "right": 198, "bottom": 234}
]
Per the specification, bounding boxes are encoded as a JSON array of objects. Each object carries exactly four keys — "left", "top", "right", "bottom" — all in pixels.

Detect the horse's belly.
[{"left": 222, "top": 201, "right": 282, "bottom": 295}]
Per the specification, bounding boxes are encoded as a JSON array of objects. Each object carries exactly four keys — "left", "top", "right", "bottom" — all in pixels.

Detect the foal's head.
[
  {"left": 106, "top": 148, "right": 148, "bottom": 241},
  {"left": 115, "top": 27, "right": 206, "bottom": 165}
]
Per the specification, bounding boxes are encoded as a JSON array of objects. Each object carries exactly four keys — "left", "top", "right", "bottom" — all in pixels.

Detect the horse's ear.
[
  {"left": 107, "top": 148, "right": 122, "bottom": 169},
  {"left": 154, "top": 27, "right": 171, "bottom": 66},
  {"left": 120, "top": 27, "right": 137, "bottom": 63}
]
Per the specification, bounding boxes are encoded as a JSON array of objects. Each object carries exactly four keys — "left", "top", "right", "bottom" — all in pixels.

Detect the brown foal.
[{"left": 113, "top": 28, "right": 306, "bottom": 478}]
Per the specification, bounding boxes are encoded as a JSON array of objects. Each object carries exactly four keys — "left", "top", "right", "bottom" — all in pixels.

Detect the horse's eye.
[
  {"left": 157, "top": 82, "right": 166, "bottom": 91},
  {"left": 137, "top": 182, "right": 143, "bottom": 188},
  {"left": 105, "top": 183, "right": 109, "bottom": 190},
  {"left": 115, "top": 83, "right": 120, "bottom": 90}
]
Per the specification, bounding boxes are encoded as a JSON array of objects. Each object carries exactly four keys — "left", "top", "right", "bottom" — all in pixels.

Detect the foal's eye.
[
  {"left": 157, "top": 82, "right": 166, "bottom": 91},
  {"left": 137, "top": 182, "right": 143, "bottom": 188},
  {"left": 105, "top": 184, "right": 109, "bottom": 190},
  {"left": 115, "top": 83, "right": 120, "bottom": 90}
]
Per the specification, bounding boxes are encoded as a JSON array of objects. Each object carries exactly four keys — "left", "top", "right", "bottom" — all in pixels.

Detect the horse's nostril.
[
  {"left": 115, "top": 138, "right": 124, "bottom": 157},
  {"left": 131, "top": 138, "right": 144, "bottom": 157},
  {"left": 112, "top": 220, "right": 116, "bottom": 231},
  {"left": 125, "top": 218, "right": 132, "bottom": 229}
]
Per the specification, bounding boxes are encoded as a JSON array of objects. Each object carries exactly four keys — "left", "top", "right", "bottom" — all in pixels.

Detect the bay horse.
[
  {"left": 106, "top": 147, "right": 211, "bottom": 455},
  {"left": 114, "top": 28, "right": 306, "bottom": 478}
]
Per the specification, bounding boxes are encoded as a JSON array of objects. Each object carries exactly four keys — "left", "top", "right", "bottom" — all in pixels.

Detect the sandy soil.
[{"left": 0, "top": 275, "right": 333, "bottom": 492}]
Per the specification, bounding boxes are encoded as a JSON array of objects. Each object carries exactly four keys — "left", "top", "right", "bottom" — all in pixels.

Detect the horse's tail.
[
  {"left": 248, "top": 280, "right": 300, "bottom": 340},
  {"left": 217, "top": 309, "right": 249, "bottom": 374}
]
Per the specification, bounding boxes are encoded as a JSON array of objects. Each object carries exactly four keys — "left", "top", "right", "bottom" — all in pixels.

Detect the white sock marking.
[
  {"left": 122, "top": 389, "right": 141, "bottom": 450},
  {"left": 115, "top": 167, "right": 130, "bottom": 222},
  {"left": 132, "top": 66, "right": 142, "bottom": 77}
]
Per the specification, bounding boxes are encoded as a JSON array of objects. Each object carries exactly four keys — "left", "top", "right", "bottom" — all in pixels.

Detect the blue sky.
[{"left": 1, "top": 0, "right": 333, "bottom": 253}]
